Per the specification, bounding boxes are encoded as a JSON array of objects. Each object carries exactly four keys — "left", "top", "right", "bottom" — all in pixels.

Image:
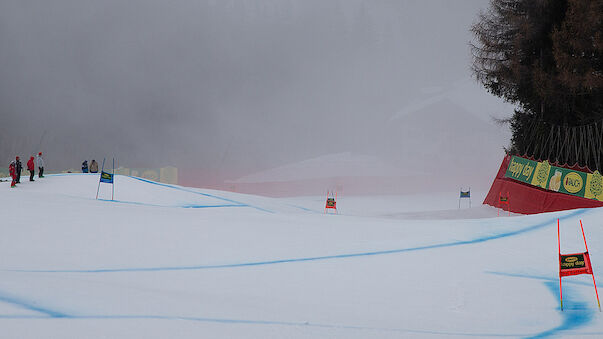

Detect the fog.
[{"left": 0, "top": 0, "right": 513, "bottom": 189}]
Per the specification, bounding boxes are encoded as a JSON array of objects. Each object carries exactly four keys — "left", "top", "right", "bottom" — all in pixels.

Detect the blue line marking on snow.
[
  {"left": 285, "top": 203, "right": 320, "bottom": 213},
  {"left": 48, "top": 173, "right": 274, "bottom": 213},
  {"left": 528, "top": 281, "right": 594, "bottom": 338},
  {"left": 0, "top": 281, "right": 595, "bottom": 338},
  {"left": 181, "top": 204, "right": 247, "bottom": 209},
  {"left": 127, "top": 176, "right": 273, "bottom": 213},
  {"left": 486, "top": 272, "right": 595, "bottom": 288},
  {"left": 0, "top": 291, "right": 69, "bottom": 318},
  {"left": 72, "top": 316, "right": 530, "bottom": 336},
  {"left": 485, "top": 272, "right": 598, "bottom": 338},
  {"left": 10, "top": 208, "right": 590, "bottom": 274},
  {"left": 0, "top": 309, "right": 526, "bottom": 336},
  {"left": 0, "top": 284, "right": 528, "bottom": 335},
  {"left": 0, "top": 315, "right": 52, "bottom": 319},
  {"left": 96, "top": 198, "right": 246, "bottom": 209},
  {"left": 0, "top": 314, "right": 530, "bottom": 336}
]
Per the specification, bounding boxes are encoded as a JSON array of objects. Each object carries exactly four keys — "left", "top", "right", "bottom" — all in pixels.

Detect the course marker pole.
[
  {"left": 580, "top": 220, "right": 601, "bottom": 312},
  {"left": 558, "top": 218, "right": 563, "bottom": 311},
  {"left": 96, "top": 158, "right": 106, "bottom": 200},
  {"left": 498, "top": 192, "right": 510, "bottom": 216},
  {"left": 112, "top": 157, "right": 115, "bottom": 201}
]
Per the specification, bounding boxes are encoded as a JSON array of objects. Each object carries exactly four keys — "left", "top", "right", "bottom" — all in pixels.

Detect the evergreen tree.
[
  {"left": 471, "top": 0, "right": 602, "bottom": 167},
  {"left": 551, "top": 0, "right": 603, "bottom": 122}
]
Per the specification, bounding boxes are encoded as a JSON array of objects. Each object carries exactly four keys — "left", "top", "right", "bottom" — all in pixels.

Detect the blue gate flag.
[{"left": 100, "top": 171, "right": 113, "bottom": 183}]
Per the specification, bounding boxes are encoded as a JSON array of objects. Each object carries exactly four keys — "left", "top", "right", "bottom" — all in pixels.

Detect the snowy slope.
[{"left": 2, "top": 174, "right": 603, "bottom": 338}]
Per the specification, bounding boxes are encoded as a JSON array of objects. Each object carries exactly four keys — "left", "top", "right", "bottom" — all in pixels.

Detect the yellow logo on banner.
[
  {"left": 563, "top": 172, "right": 583, "bottom": 194},
  {"left": 584, "top": 170, "right": 603, "bottom": 201},
  {"left": 531, "top": 160, "right": 551, "bottom": 188}
]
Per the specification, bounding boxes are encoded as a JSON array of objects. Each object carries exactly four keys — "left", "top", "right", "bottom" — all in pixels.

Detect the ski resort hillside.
[
  {"left": 179, "top": 83, "right": 513, "bottom": 197},
  {"left": 2, "top": 174, "right": 603, "bottom": 338}
]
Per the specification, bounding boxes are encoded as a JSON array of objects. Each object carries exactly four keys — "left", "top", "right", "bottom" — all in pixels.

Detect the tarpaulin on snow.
[{"left": 483, "top": 155, "right": 603, "bottom": 214}]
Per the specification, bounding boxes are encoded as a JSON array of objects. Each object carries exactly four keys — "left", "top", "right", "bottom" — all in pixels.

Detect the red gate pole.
[
  {"left": 335, "top": 191, "right": 338, "bottom": 215},
  {"left": 580, "top": 220, "right": 601, "bottom": 312},
  {"left": 558, "top": 218, "right": 563, "bottom": 311}
]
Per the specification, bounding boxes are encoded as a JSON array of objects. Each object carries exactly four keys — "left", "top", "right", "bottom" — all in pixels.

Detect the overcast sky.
[{"left": 0, "top": 0, "right": 511, "bottom": 175}]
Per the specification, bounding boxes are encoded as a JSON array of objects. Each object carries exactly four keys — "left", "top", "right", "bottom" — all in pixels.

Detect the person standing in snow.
[
  {"left": 89, "top": 159, "right": 98, "bottom": 173},
  {"left": 36, "top": 152, "right": 45, "bottom": 178},
  {"left": 82, "top": 160, "right": 89, "bottom": 173},
  {"left": 15, "top": 156, "right": 22, "bottom": 184},
  {"left": 27, "top": 156, "right": 35, "bottom": 181},
  {"left": 9, "top": 160, "right": 16, "bottom": 188}
]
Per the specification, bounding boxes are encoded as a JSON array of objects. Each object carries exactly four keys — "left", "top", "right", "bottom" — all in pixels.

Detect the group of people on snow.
[
  {"left": 8, "top": 152, "right": 44, "bottom": 188},
  {"left": 81, "top": 159, "right": 99, "bottom": 173}
]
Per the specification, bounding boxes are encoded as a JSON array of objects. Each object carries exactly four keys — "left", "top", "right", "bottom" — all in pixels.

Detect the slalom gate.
[
  {"left": 96, "top": 158, "right": 116, "bottom": 201},
  {"left": 459, "top": 187, "right": 471, "bottom": 208},
  {"left": 557, "top": 219, "right": 601, "bottom": 311},
  {"left": 498, "top": 192, "right": 510, "bottom": 216},
  {"left": 325, "top": 190, "right": 337, "bottom": 214}
]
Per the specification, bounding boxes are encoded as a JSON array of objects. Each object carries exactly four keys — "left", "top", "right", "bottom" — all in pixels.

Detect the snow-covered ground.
[{"left": 2, "top": 174, "right": 603, "bottom": 338}]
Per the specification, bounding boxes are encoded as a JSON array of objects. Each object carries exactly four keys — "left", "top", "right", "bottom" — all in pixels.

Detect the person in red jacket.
[
  {"left": 9, "top": 160, "right": 16, "bottom": 188},
  {"left": 27, "top": 156, "right": 35, "bottom": 182}
]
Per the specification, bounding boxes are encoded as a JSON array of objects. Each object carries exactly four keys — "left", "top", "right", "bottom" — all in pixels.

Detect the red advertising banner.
[
  {"left": 559, "top": 252, "right": 592, "bottom": 277},
  {"left": 484, "top": 156, "right": 603, "bottom": 214}
]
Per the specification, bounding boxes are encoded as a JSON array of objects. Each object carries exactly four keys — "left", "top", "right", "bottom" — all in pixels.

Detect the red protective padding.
[
  {"left": 560, "top": 252, "right": 593, "bottom": 277},
  {"left": 325, "top": 199, "right": 336, "bottom": 209},
  {"left": 483, "top": 156, "right": 603, "bottom": 214}
]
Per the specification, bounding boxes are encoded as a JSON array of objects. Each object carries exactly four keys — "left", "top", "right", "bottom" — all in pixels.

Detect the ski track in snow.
[
  {"left": 127, "top": 176, "right": 276, "bottom": 213},
  {"left": 7, "top": 208, "right": 589, "bottom": 274},
  {"left": 1, "top": 288, "right": 600, "bottom": 337},
  {"left": 533, "top": 281, "right": 595, "bottom": 338},
  {"left": 48, "top": 174, "right": 279, "bottom": 213},
  {"left": 0, "top": 288, "right": 533, "bottom": 337},
  {"left": 0, "top": 314, "right": 530, "bottom": 337},
  {"left": 3, "top": 174, "right": 600, "bottom": 337},
  {"left": 488, "top": 272, "right": 600, "bottom": 338},
  {"left": 97, "top": 198, "right": 247, "bottom": 209}
]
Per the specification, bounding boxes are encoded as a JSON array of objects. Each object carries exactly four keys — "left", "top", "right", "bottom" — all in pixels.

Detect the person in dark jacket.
[
  {"left": 15, "top": 156, "right": 22, "bottom": 183},
  {"left": 27, "top": 156, "right": 35, "bottom": 181},
  {"left": 89, "top": 159, "right": 99, "bottom": 173},
  {"left": 9, "top": 160, "right": 16, "bottom": 188},
  {"left": 82, "top": 160, "right": 89, "bottom": 173}
]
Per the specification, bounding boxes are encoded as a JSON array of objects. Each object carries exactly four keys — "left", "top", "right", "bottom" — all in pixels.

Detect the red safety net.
[{"left": 483, "top": 155, "right": 603, "bottom": 214}]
